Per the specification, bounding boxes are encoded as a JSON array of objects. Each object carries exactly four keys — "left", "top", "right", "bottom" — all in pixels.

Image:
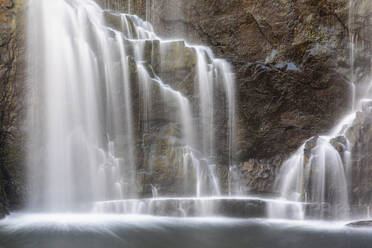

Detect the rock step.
[{"left": 92, "top": 197, "right": 306, "bottom": 218}]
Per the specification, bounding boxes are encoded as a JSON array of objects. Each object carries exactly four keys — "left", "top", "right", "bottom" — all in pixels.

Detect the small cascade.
[
  {"left": 228, "top": 165, "right": 244, "bottom": 196},
  {"left": 145, "top": 145, "right": 221, "bottom": 197},
  {"left": 268, "top": 134, "right": 351, "bottom": 220},
  {"left": 266, "top": 0, "right": 372, "bottom": 221},
  {"left": 99, "top": 0, "right": 128, "bottom": 13},
  {"left": 151, "top": 185, "right": 159, "bottom": 198},
  {"left": 128, "top": 0, "right": 131, "bottom": 14},
  {"left": 194, "top": 47, "right": 216, "bottom": 159},
  {"left": 26, "top": 0, "right": 236, "bottom": 214},
  {"left": 269, "top": 92, "right": 372, "bottom": 220},
  {"left": 92, "top": 196, "right": 305, "bottom": 218}
]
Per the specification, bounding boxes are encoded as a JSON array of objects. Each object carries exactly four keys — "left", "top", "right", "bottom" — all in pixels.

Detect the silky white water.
[
  {"left": 268, "top": 0, "right": 372, "bottom": 221},
  {"left": 26, "top": 0, "right": 236, "bottom": 214}
]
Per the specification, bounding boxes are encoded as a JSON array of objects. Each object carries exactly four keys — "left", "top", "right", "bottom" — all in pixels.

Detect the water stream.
[
  {"left": 2, "top": 214, "right": 372, "bottom": 248},
  {"left": 3, "top": 0, "right": 372, "bottom": 247},
  {"left": 268, "top": 0, "right": 372, "bottom": 221},
  {"left": 26, "top": 0, "right": 236, "bottom": 214}
]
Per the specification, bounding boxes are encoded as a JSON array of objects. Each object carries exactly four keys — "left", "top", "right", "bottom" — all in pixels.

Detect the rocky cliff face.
[
  {"left": 1, "top": 0, "right": 370, "bottom": 216},
  {"left": 99, "top": 0, "right": 360, "bottom": 193},
  {"left": 152, "top": 0, "right": 352, "bottom": 157},
  {"left": 0, "top": 0, "right": 26, "bottom": 217}
]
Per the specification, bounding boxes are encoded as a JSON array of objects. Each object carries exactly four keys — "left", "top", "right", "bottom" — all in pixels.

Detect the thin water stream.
[
  {"left": 4, "top": 0, "right": 372, "bottom": 247},
  {"left": 268, "top": 0, "right": 372, "bottom": 221}
]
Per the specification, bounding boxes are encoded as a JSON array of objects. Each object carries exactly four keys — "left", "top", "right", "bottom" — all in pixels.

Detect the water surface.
[{"left": 0, "top": 214, "right": 371, "bottom": 248}]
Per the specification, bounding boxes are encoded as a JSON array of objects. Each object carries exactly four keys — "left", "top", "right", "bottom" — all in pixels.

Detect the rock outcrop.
[
  {"left": 98, "top": 0, "right": 361, "bottom": 194},
  {"left": 151, "top": 0, "right": 372, "bottom": 195},
  {"left": 344, "top": 104, "right": 372, "bottom": 213},
  {"left": 103, "top": 12, "right": 234, "bottom": 196},
  {"left": 0, "top": 0, "right": 26, "bottom": 217},
  {"left": 152, "top": 0, "right": 352, "bottom": 159}
]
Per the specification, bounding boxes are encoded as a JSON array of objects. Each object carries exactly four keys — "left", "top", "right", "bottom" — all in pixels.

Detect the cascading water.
[
  {"left": 26, "top": 0, "right": 236, "bottom": 215},
  {"left": 268, "top": 131, "right": 352, "bottom": 220},
  {"left": 6, "top": 1, "right": 372, "bottom": 247},
  {"left": 268, "top": 0, "right": 372, "bottom": 221}
]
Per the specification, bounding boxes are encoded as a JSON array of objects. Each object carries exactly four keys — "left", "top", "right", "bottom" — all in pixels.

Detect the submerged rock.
[{"left": 346, "top": 220, "right": 372, "bottom": 228}]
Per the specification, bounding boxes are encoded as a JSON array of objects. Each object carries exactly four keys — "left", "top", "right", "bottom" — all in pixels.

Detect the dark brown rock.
[
  {"left": 149, "top": 0, "right": 372, "bottom": 197},
  {"left": 347, "top": 220, "right": 372, "bottom": 228},
  {"left": 0, "top": 0, "right": 26, "bottom": 217},
  {"left": 237, "top": 156, "right": 284, "bottom": 193},
  {"left": 345, "top": 109, "right": 372, "bottom": 207},
  {"left": 99, "top": 0, "right": 356, "bottom": 157}
]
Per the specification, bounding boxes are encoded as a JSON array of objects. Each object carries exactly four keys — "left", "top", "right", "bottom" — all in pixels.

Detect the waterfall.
[
  {"left": 268, "top": 135, "right": 351, "bottom": 220},
  {"left": 348, "top": 0, "right": 357, "bottom": 110},
  {"left": 268, "top": 0, "right": 372, "bottom": 220},
  {"left": 26, "top": 0, "right": 236, "bottom": 214}
]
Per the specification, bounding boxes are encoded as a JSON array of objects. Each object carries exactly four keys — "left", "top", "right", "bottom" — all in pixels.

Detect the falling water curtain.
[{"left": 97, "top": 0, "right": 152, "bottom": 18}]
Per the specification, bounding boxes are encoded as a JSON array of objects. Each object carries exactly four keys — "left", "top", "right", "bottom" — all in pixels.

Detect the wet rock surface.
[
  {"left": 346, "top": 220, "right": 372, "bottom": 228},
  {"left": 150, "top": 0, "right": 353, "bottom": 162},
  {"left": 237, "top": 157, "right": 283, "bottom": 194},
  {"left": 156, "top": 0, "right": 372, "bottom": 197},
  {"left": 94, "top": 198, "right": 270, "bottom": 218},
  {"left": 97, "top": 0, "right": 365, "bottom": 194},
  {"left": 345, "top": 108, "right": 372, "bottom": 207},
  {"left": 98, "top": 0, "right": 355, "bottom": 159},
  {"left": 0, "top": 0, "right": 26, "bottom": 218}
]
